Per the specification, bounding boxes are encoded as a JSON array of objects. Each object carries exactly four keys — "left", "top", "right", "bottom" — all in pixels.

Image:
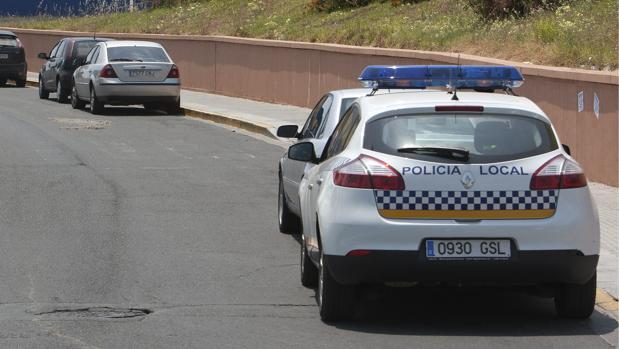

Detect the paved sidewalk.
[
  {"left": 25, "top": 73, "right": 618, "bottom": 299},
  {"left": 590, "top": 182, "right": 619, "bottom": 299}
]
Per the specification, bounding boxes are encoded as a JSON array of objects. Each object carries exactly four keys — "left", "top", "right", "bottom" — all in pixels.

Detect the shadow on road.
[
  {"left": 331, "top": 286, "right": 617, "bottom": 337},
  {"left": 286, "top": 234, "right": 617, "bottom": 338}
]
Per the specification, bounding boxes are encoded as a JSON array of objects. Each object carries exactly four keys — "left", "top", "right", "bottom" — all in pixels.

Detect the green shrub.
[
  {"left": 308, "top": 0, "right": 419, "bottom": 11},
  {"left": 148, "top": 0, "right": 192, "bottom": 8},
  {"left": 468, "top": 0, "right": 567, "bottom": 19}
]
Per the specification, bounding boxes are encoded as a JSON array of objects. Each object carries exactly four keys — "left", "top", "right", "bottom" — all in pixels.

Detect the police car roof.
[
  {"left": 330, "top": 88, "right": 371, "bottom": 99},
  {"left": 357, "top": 90, "right": 548, "bottom": 122},
  {"left": 104, "top": 40, "right": 164, "bottom": 48},
  {"left": 329, "top": 88, "right": 422, "bottom": 99}
]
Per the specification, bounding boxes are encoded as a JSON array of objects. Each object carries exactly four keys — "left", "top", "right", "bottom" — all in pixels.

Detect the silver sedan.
[{"left": 72, "top": 40, "right": 181, "bottom": 115}]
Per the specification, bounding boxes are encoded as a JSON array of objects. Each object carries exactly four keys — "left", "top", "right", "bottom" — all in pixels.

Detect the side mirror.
[
  {"left": 562, "top": 144, "right": 571, "bottom": 156},
  {"left": 38, "top": 52, "right": 49, "bottom": 60},
  {"left": 288, "top": 142, "right": 316, "bottom": 163},
  {"left": 277, "top": 125, "right": 299, "bottom": 138}
]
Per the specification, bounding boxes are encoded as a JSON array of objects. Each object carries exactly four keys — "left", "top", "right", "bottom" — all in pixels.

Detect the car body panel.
[
  {"left": 72, "top": 40, "right": 180, "bottom": 105},
  {"left": 0, "top": 31, "right": 27, "bottom": 81},
  {"left": 298, "top": 90, "right": 600, "bottom": 285},
  {"left": 280, "top": 89, "right": 371, "bottom": 216},
  {"left": 39, "top": 37, "right": 111, "bottom": 93}
]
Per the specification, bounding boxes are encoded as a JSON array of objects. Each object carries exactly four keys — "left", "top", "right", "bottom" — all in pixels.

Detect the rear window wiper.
[
  {"left": 110, "top": 58, "right": 143, "bottom": 62},
  {"left": 398, "top": 147, "right": 470, "bottom": 162}
]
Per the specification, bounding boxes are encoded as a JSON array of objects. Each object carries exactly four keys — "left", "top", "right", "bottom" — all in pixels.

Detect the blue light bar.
[{"left": 359, "top": 65, "right": 524, "bottom": 90}]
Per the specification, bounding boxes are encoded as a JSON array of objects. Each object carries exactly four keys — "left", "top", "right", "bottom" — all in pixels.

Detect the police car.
[{"left": 287, "top": 66, "right": 600, "bottom": 321}]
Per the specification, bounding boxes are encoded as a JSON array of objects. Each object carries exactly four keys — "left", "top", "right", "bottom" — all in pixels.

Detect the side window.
[
  {"left": 300, "top": 94, "right": 333, "bottom": 139},
  {"left": 324, "top": 107, "right": 360, "bottom": 159},
  {"left": 56, "top": 40, "right": 67, "bottom": 58},
  {"left": 49, "top": 42, "right": 60, "bottom": 59},
  {"left": 91, "top": 47, "right": 101, "bottom": 64},
  {"left": 84, "top": 47, "right": 96, "bottom": 65}
]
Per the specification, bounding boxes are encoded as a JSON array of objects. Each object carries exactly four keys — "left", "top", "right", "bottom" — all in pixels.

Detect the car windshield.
[
  {"left": 364, "top": 114, "right": 558, "bottom": 163},
  {"left": 0, "top": 36, "right": 18, "bottom": 47},
  {"left": 107, "top": 46, "right": 170, "bottom": 62},
  {"left": 73, "top": 41, "right": 100, "bottom": 58}
]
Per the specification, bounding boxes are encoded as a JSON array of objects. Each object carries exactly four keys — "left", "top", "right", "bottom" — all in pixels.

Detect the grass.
[{"left": 1, "top": 0, "right": 617, "bottom": 70}]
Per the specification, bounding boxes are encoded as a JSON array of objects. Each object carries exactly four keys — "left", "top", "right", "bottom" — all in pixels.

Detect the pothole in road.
[
  {"left": 50, "top": 118, "right": 111, "bottom": 130},
  {"left": 34, "top": 307, "right": 152, "bottom": 320}
]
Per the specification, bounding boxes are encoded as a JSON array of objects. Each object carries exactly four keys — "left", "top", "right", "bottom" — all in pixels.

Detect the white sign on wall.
[
  {"left": 594, "top": 93, "right": 600, "bottom": 119},
  {"left": 577, "top": 91, "right": 584, "bottom": 112}
]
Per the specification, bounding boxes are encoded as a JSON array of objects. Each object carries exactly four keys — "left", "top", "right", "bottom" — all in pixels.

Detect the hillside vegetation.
[{"left": 2, "top": 0, "right": 617, "bottom": 70}]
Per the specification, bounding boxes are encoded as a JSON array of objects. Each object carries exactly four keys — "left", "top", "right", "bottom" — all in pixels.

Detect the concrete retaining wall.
[{"left": 4, "top": 27, "right": 618, "bottom": 186}]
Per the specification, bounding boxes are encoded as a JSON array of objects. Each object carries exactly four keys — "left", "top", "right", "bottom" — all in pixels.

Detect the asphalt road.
[{"left": 0, "top": 86, "right": 616, "bottom": 348}]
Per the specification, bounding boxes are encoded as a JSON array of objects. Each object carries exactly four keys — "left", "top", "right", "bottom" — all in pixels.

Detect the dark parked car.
[
  {"left": 38, "top": 37, "right": 111, "bottom": 103},
  {"left": 0, "top": 30, "right": 27, "bottom": 87}
]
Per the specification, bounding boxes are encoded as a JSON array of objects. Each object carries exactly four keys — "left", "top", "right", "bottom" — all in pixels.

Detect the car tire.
[
  {"left": 15, "top": 79, "right": 26, "bottom": 88},
  {"left": 0, "top": 78, "right": 7, "bottom": 86},
  {"left": 57, "top": 80, "right": 68, "bottom": 103},
  {"left": 554, "top": 272, "right": 596, "bottom": 319},
  {"left": 318, "top": 248, "right": 355, "bottom": 322},
  {"left": 300, "top": 233, "right": 318, "bottom": 288},
  {"left": 278, "top": 178, "right": 300, "bottom": 234},
  {"left": 38, "top": 77, "right": 49, "bottom": 99},
  {"left": 71, "top": 84, "right": 86, "bottom": 110},
  {"left": 89, "top": 87, "right": 104, "bottom": 115}
]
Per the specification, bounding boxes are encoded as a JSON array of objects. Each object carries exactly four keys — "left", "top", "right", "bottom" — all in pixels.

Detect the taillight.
[
  {"left": 15, "top": 38, "right": 23, "bottom": 48},
  {"left": 167, "top": 65, "right": 180, "bottom": 79},
  {"left": 530, "top": 155, "right": 587, "bottom": 190},
  {"left": 99, "top": 64, "right": 117, "bottom": 78},
  {"left": 346, "top": 250, "right": 371, "bottom": 257},
  {"left": 334, "top": 155, "right": 404, "bottom": 190}
]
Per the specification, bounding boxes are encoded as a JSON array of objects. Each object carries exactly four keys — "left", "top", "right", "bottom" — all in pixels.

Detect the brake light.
[
  {"left": 334, "top": 155, "right": 404, "bottom": 190},
  {"left": 435, "top": 106, "right": 484, "bottom": 112},
  {"left": 167, "top": 65, "right": 180, "bottom": 79},
  {"left": 530, "top": 155, "right": 587, "bottom": 190},
  {"left": 346, "top": 250, "right": 371, "bottom": 257},
  {"left": 99, "top": 64, "right": 117, "bottom": 78}
]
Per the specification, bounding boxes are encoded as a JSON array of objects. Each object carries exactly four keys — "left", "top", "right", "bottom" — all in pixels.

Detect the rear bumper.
[
  {"left": 325, "top": 250, "right": 598, "bottom": 285},
  {"left": 95, "top": 79, "right": 180, "bottom": 104},
  {"left": 0, "top": 63, "right": 27, "bottom": 78}
]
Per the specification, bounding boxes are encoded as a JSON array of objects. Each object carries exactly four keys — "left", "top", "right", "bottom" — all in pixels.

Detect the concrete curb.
[
  {"left": 182, "top": 108, "right": 276, "bottom": 140},
  {"left": 25, "top": 75, "right": 279, "bottom": 140},
  {"left": 596, "top": 288, "right": 618, "bottom": 319}
]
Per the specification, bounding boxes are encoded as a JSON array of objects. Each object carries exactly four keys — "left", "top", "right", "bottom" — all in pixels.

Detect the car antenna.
[{"left": 451, "top": 54, "right": 460, "bottom": 101}]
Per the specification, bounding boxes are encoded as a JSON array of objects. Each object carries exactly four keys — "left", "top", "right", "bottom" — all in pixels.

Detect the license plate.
[
  {"left": 128, "top": 70, "right": 155, "bottom": 77},
  {"left": 426, "top": 239, "right": 511, "bottom": 260},
  {"left": 0, "top": 54, "right": 8, "bottom": 59}
]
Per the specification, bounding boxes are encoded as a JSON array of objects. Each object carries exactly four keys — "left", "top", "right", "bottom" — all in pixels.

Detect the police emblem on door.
[{"left": 461, "top": 172, "right": 475, "bottom": 189}]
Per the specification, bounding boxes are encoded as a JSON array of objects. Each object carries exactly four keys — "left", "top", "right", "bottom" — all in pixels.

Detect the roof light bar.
[{"left": 359, "top": 65, "right": 524, "bottom": 91}]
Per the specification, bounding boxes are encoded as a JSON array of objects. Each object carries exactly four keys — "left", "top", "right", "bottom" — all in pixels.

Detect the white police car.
[
  {"left": 277, "top": 89, "right": 371, "bottom": 234},
  {"left": 287, "top": 66, "right": 600, "bottom": 321}
]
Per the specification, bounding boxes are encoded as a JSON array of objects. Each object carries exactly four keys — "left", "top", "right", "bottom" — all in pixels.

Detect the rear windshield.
[
  {"left": 364, "top": 114, "right": 558, "bottom": 163},
  {"left": 0, "top": 36, "right": 18, "bottom": 47},
  {"left": 73, "top": 41, "right": 100, "bottom": 58},
  {"left": 106, "top": 46, "right": 169, "bottom": 62}
]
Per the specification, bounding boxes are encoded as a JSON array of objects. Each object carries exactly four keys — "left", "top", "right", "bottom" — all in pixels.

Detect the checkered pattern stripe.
[{"left": 375, "top": 190, "right": 557, "bottom": 211}]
